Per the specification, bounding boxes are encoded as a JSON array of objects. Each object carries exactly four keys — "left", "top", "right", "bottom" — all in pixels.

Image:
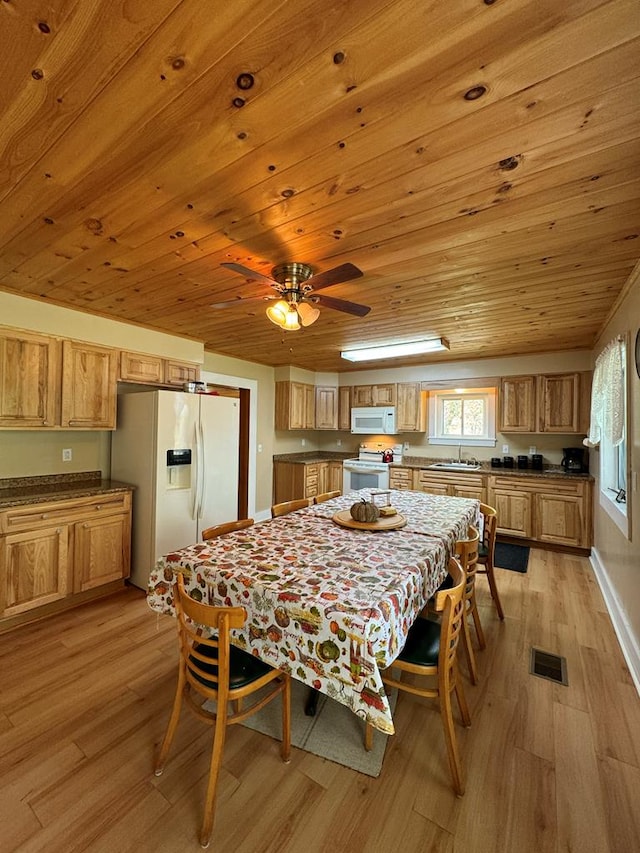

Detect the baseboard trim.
[{"left": 590, "top": 547, "right": 640, "bottom": 696}]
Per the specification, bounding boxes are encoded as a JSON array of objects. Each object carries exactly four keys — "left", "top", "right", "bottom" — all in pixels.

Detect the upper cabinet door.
[
  {"left": 60, "top": 341, "right": 117, "bottom": 429},
  {"left": 538, "top": 373, "right": 580, "bottom": 432},
  {"left": 0, "top": 330, "right": 60, "bottom": 428},
  {"left": 315, "top": 386, "right": 338, "bottom": 429},
  {"left": 499, "top": 376, "right": 536, "bottom": 432}
]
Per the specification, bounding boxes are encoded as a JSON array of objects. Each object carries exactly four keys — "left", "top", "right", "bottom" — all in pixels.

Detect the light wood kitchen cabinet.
[
  {"left": 0, "top": 525, "right": 70, "bottom": 617},
  {"left": 396, "top": 382, "right": 427, "bottom": 432},
  {"left": 273, "top": 461, "right": 320, "bottom": 502},
  {"left": 499, "top": 376, "right": 536, "bottom": 432},
  {"left": 61, "top": 340, "right": 118, "bottom": 429},
  {"left": 413, "top": 470, "right": 486, "bottom": 503},
  {"left": 315, "top": 386, "right": 338, "bottom": 429},
  {"left": 74, "top": 506, "right": 131, "bottom": 593},
  {"left": 0, "top": 329, "right": 60, "bottom": 428},
  {"left": 490, "top": 487, "right": 533, "bottom": 538},
  {"left": 500, "top": 372, "right": 591, "bottom": 434},
  {"left": 275, "top": 381, "right": 315, "bottom": 430},
  {"left": 389, "top": 467, "right": 414, "bottom": 491},
  {"left": 338, "top": 386, "right": 351, "bottom": 430},
  {"left": 487, "top": 475, "right": 591, "bottom": 548},
  {"left": 119, "top": 351, "right": 164, "bottom": 384},
  {"left": 0, "top": 491, "right": 132, "bottom": 625},
  {"left": 119, "top": 351, "right": 200, "bottom": 388},
  {"left": 328, "top": 461, "right": 343, "bottom": 492},
  {"left": 163, "top": 359, "right": 200, "bottom": 387},
  {"left": 537, "top": 373, "right": 590, "bottom": 433},
  {"left": 351, "top": 383, "right": 397, "bottom": 407}
]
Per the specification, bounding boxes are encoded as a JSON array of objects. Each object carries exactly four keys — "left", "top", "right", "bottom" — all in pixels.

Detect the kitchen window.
[
  {"left": 596, "top": 339, "right": 628, "bottom": 536},
  {"left": 428, "top": 387, "right": 497, "bottom": 447}
]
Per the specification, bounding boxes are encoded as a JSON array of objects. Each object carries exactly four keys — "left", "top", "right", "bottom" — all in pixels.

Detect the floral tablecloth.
[{"left": 147, "top": 489, "right": 479, "bottom": 734}]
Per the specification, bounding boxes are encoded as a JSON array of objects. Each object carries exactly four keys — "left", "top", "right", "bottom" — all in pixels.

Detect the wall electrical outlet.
[
  {"left": 62, "top": 448, "right": 72, "bottom": 462},
  {"left": 529, "top": 446, "right": 537, "bottom": 455},
  {"left": 404, "top": 442, "right": 410, "bottom": 451},
  {"left": 257, "top": 443, "right": 263, "bottom": 453},
  {"left": 337, "top": 439, "right": 342, "bottom": 446},
  {"left": 301, "top": 439, "right": 306, "bottom": 447},
  {"left": 502, "top": 444, "right": 509, "bottom": 454}
]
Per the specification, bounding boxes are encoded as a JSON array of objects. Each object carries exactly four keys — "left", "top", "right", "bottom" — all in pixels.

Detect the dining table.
[{"left": 147, "top": 489, "right": 480, "bottom": 735}]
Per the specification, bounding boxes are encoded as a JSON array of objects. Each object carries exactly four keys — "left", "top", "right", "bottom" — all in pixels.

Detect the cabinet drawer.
[
  {"left": 0, "top": 492, "right": 131, "bottom": 534},
  {"left": 489, "top": 476, "right": 585, "bottom": 496},
  {"left": 390, "top": 467, "right": 412, "bottom": 483}
]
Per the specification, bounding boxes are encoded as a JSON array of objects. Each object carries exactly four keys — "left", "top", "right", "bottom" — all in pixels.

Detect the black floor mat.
[{"left": 494, "top": 542, "right": 529, "bottom": 573}]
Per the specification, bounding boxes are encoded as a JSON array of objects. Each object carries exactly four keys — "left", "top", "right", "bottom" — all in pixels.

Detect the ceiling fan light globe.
[
  {"left": 297, "top": 302, "right": 320, "bottom": 327},
  {"left": 266, "top": 300, "right": 290, "bottom": 327},
  {"left": 283, "top": 306, "right": 301, "bottom": 330}
]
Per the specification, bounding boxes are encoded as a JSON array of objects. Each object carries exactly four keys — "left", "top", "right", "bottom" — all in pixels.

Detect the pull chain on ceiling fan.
[{"left": 213, "top": 261, "right": 369, "bottom": 330}]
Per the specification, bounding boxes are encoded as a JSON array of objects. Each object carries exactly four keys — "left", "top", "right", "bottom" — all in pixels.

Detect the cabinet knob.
[
  {"left": 56, "top": 528, "right": 61, "bottom": 534},
  {"left": 41, "top": 513, "right": 48, "bottom": 519},
  {"left": 95, "top": 504, "right": 102, "bottom": 510},
  {"left": 83, "top": 523, "right": 88, "bottom": 528}
]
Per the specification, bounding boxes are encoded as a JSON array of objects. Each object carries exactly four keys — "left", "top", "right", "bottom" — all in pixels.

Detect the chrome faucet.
[{"left": 457, "top": 443, "right": 462, "bottom": 462}]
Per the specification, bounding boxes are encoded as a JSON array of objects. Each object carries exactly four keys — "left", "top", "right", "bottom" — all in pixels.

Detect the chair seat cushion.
[
  {"left": 397, "top": 616, "right": 440, "bottom": 666},
  {"left": 189, "top": 643, "right": 274, "bottom": 690}
]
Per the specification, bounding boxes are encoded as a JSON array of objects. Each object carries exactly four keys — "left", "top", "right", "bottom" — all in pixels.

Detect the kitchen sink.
[{"left": 427, "top": 462, "right": 481, "bottom": 471}]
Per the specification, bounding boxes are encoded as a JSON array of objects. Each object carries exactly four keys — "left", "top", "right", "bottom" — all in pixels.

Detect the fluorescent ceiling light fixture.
[{"left": 341, "top": 338, "right": 450, "bottom": 362}]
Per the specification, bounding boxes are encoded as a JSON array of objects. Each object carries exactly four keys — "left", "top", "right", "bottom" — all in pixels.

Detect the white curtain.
[{"left": 584, "top": 337, "right": 625, "bottom": 448}]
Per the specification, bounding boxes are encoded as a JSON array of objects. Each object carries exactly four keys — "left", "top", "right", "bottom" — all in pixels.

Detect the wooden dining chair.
[
  {"left": 313, "top": 490, "right": 341, "bottom": 504},
  {"left": 202, "top": 518, "right": 254, "bottom": 540},
  {"left": 455, "top": 525, "right": 484, "bottom": 685},
  {"left": 364, "top": 557, "right": 470, "bottom": 795},
  {"left": 476, "top": 503, "right": 505, "bottom": 620},
  {"left": 154, "top": 574, "right": 291, "bottom": 849},
  {"left": 270, "top": 497, "right": 312, "bottom": 518}
]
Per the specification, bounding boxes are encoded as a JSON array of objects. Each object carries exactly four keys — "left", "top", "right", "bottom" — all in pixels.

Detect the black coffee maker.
[{"left": 561, "top": 447, "right": 588, "bottom": 473}]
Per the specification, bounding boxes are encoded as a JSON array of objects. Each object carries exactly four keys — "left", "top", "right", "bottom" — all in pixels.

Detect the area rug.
[
  {"left": 494, "top": 541, "right": 529, "bottom": 573},
  {"left": 206, "top": 679, "right": 396, "bottom": 777}
]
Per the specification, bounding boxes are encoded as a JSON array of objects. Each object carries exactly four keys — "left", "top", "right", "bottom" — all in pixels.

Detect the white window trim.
[
  {"left": 599, "top": 486, "right": 628, "bottom": 536},
  {"left": 428, "top": 387, "right": 497, "bottom": 448}
]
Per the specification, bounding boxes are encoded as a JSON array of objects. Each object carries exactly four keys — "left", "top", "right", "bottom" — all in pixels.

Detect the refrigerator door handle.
[
  {"left": 198, "top": 418, "right": 207, "bottom": 520},
  {"left": 191, "top": 422, "right": 200, "bottom": 520}
]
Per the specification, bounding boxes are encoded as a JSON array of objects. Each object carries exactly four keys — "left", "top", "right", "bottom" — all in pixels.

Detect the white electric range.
[{"left": 342, "top": 442, "right": 404, "bottom": 493}]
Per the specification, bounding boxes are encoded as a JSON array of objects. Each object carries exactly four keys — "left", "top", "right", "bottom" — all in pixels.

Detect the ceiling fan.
[{"left": 212, "top": 261, "right": 370, "bottom": 330}]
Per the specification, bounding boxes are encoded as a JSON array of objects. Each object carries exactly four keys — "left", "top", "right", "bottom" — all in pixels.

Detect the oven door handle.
[{"left": 346, "top": 467, "right": 383, "bottom": 475}]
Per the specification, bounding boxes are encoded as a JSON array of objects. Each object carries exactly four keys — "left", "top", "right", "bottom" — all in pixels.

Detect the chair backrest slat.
[
  {"left": 202, "top": 518, "right": 254, "bottom": 540},
  {"left": 314, "top": 490, "right": 341, "bottom": 504},
  {"left": 271, "top": 498, "right": 312, "bottom": 518}
]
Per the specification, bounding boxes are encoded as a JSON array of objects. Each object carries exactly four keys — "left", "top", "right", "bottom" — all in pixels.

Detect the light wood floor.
[{"left": 2, "top": 549, "right": 639, "bottom": 853}]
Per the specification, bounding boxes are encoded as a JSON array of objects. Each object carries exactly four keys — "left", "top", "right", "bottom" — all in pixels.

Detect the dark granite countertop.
[
  {"left": 396, "top": 457, "right": 592, "bottom": 480},
  {"left": 272, "top": 452, "right": 592, "bottom": 480},
  {"left": 273, "top": 452, "right": 353, "bottom": 463},
  {"left": 0, "top": 471, "right": 135, "bottom": 509}
]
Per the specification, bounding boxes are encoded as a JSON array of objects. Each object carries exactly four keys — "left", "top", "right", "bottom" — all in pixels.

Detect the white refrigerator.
[{"left": 111, "top": 389, "right": 240, "bottom": 589}]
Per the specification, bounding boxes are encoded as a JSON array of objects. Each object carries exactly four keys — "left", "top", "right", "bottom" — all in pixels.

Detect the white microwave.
[{"left": 350, "top": 406, "right": 397, "bottom": 435}]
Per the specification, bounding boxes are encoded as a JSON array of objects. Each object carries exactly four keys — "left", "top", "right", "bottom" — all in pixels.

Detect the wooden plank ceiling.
[{"left": 1, "top": 0, "right": 639, "bottom": 372}]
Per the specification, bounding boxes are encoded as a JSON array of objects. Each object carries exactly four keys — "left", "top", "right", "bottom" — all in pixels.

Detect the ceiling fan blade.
[
  {"left": 313, "top": 293, "right": 371, "bottom": 317},
  {"left": 308, "top": 262, "right": 364, "bottom": 292},
  {"left": 221, "top": 262, "right": 276, "bottom": 287},
  {"left": 211, "top": 293, "right": 275, "bottom": 309}
]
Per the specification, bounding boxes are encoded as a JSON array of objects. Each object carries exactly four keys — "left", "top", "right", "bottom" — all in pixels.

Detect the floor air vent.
[{"left": 530, "top": 648, "right": 568, "bottom": 686}]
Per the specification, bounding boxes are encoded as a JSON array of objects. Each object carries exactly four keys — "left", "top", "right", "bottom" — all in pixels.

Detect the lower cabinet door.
[
  {"left": 74, "top": 514, "right": 130, "bottom": 593},
  {"left": 0, "top": 526, "right": 70, "bottom": 616},
  {"left": 535, "top": 494, "right": 584, "bottom": 547},
  {"left": 492, "top": 490, "right": 532, "bottom": 538},
  {"left": 451, "top": 484, "right": 486, "bottom": 503}
]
